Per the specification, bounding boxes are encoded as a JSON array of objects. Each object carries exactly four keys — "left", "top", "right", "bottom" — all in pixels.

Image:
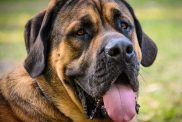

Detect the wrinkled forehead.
[{"left": 55, "top": 0, "right": 134, "bottom": 27}]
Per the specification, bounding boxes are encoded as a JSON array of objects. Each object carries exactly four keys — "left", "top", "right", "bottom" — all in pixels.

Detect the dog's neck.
[
  {"left": 0, "top": 65, "right": 71, "bottom": 122},
  {"left": 0, "top": 65, "right": 110, "bottom": 122},
  {"left": 37, "top": 67, "right": 110, "bottom": 122}
]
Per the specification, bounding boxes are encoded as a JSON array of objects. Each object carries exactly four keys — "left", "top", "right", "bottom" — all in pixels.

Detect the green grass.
[
  {"left": 128, "top": 0, "right": 182, "bottom": 121},
  {"left": 0, "top": 0, "right": 182, "bottom": 122},
  {"left": 0, "top": 0, "right": 48, "bottom": 60}
]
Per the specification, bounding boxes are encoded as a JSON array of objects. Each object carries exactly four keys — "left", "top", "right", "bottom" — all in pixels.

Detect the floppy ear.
[
  {"left": 134, "top": 18, "right": 158, "bottom": 67},
  {"left": 140, "top": 33, "right": 158, "bottom": 67},
  {"left": 24, "top": 0, "right": 58, "bottom": 78},
  {"left": 24, "top": 11, "right": 46, "bottom": 53}
]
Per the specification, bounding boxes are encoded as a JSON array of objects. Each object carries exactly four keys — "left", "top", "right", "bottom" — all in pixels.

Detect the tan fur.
[
  {"left": 0, "top": 65, "right": 111, "bottom": 122},
  {"left": 0, "top": 0, "right": 141, "bottom": 122},
  {"left": 0, "top": 66, "right": 71, "bottom": 122}
]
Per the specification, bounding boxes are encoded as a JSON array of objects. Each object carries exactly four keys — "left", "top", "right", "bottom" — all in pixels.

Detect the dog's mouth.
[
  {"left": 71, "top": 72, "right": 140, "bottom": 122},
  {"left": 102, "top": 73, "right": 139, "bottom": 122}
]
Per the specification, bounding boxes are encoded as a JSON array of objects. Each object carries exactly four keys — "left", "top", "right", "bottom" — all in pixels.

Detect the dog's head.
[{"left": 24, "top": 0, "right": 157, "bottom": 121}]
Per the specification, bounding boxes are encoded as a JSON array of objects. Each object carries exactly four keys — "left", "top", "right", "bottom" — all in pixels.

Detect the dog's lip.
[
  {"left": 109, "top": 72, "right": 138, "bottom": 93},
  {"left": 99, "top": 72, "right": 138, "bottom": 100},
  {"left": 100, "top": 72, "right": 138, "bottom": 103},
  {"left": 70, "top": 71, "right": 139, "bottom": 119}
]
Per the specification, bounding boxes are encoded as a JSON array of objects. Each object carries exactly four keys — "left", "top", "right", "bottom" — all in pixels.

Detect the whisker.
[{"left": 138, "top": 72, "right": 147, "bottom": 83}]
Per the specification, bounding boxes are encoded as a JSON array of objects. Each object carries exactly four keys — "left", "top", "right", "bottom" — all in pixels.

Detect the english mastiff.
[{"left": 0, "top": 0, "right": 157, "bottom": 122}]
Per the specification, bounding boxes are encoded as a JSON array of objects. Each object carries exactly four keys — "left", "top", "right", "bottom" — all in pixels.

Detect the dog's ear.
[
  {"left": 134, "top": 17, "right": 158, "bottom": 67},
  {"left": 140, "top": 33, "right": 158, "bottom": 67},
  {"left": 24, "top": 11, "right": 46, "bottom": 53},
  {"left": 24, "top": 1, "right": 58, "bottom": 78}
]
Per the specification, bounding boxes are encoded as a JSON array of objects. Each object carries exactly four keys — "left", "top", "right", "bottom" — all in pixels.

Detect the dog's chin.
[{"left": 70, "top": 72, "right": 139, "bottom": 121}]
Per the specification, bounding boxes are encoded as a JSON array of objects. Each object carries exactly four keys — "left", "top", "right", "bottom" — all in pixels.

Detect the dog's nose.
[{"left": 105, "top": 38, "right": 134, "bottom": 61}]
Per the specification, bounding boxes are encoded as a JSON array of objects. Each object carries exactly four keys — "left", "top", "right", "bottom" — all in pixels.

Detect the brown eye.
[
  {"left": 117, "top": 20, "right": 131, "bottom": 34},
  {"left": 121, "top": 22, "right": 128, "bottom": 30},
  {"left": 76, "top": 28, "right": 86, "bottom": 36}
]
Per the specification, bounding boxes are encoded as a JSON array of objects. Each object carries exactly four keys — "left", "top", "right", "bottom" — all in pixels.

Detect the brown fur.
[
  {"left": 0, "top": 65, "right": 112, "bottom": 122},
  {"left": 0, "top": 0, "right": 157, "bottom": 122}
]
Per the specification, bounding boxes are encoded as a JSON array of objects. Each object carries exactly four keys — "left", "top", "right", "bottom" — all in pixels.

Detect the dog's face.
[{"left": 24, "top": 0, "right": 157, "bottom": 121}]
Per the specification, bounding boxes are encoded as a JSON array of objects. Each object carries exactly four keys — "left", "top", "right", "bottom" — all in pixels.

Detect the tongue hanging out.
[{"left": 103, "top": 84, "right": 136, "bottom": 122}]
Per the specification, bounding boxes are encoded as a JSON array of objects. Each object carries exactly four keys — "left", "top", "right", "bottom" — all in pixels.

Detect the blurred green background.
[{"left": 0, "top": 0, "right": 182, "bottom": 122}]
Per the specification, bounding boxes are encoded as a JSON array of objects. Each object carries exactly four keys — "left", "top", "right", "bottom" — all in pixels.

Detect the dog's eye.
[
  {"left": 117, "top": 19, "right": 131, "bottom": 35},
  {"left": 76, "top": 28, "right": 87, "bottom": 36},
  {"left": 120, "top": 22, "right": 128, "bottom": 30},
  {"left": 75, "top": 28, "right": 92, "bottom": 41}
]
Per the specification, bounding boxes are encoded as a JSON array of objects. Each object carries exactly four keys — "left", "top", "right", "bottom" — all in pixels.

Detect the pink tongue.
[{"left": 103, "top": 84, "right": 136, "bottom": 122}]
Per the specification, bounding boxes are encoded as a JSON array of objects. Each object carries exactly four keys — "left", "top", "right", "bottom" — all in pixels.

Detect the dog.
[{"left": 0, "top": 0, "right": 157, "bottom": 122}]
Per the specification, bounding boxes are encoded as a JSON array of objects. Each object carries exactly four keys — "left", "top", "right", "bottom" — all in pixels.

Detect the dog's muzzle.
[{"left": 105, "top": 36, "right": 134, "bottom": 63}]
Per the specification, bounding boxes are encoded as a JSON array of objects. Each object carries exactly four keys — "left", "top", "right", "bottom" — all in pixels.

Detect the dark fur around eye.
[
  {"left": 112, "top": 8, "right": 133, "bottom": 36},
  {"left": 67, "top": 16, "right": 95, "bottom": 41},
  {"left": 116, "top": 19, "right": 132, "bottom": 35}
]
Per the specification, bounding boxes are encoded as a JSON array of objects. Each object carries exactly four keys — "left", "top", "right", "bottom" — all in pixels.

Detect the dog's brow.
[
  {"left": 92, "top": 0, "right": 102, "bottom": 13},
  {"left": 80, "top": 14, "right": 93, "bottom": 24},
  {"left": 108, "top": 7, "right": 133, "bottom": 24},
  {"left": 111, "top": 7, "right": 130, "bottom": 17},
  {"left": 111, "top": 8, "right": 121, "bottom": 16}
]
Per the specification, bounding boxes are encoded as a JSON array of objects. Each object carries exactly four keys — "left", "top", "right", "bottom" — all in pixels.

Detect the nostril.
[
  {"left": 107, "top": 47, "right": 120, "bottom": 57},
  {"left": 105, "top": 39, "right": 134, "bottom": 60},
  {"left": 126, "top": 45, "right": 134, "bottom": 54}
]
